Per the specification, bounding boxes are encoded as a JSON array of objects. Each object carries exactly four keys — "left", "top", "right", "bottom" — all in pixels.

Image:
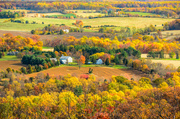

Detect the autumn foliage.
[{"left": 0, "top": 33, "right": 43, "bottom": 52}]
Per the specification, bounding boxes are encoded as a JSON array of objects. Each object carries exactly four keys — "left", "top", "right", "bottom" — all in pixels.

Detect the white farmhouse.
[
  {"left": 96, "top": 59, "right": 103, "bottom": 65},
  {"left": 60, "top": 55, "right": 73, "bottom": 64}
]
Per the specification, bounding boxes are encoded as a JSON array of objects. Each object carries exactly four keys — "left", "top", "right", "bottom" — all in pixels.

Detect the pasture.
[
  {"left": 0, "top": 55, "right": 19, "bottom": 61},
  {"left": 27, "top": 12, "right": 63, "bottom": 17},
  {"left": 75, "top": 13, "right": 105, "bottom": 17},
  {"left": 0, "top": 17, "right": 175, "bottom": 31},
  {"left": 125, "top": 12, "right": 157, "bottom": 16}
]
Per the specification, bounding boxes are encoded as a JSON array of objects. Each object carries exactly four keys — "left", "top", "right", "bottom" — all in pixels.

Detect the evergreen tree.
[
  {"left": 85, "top": 58, "right": 89, "bottom": 64},
  {"left": 105, "top": 58, "right": 110, "bottom": 65},
  {"left": 160, "top": 50, "right": 164, "bottom": 58},
  {"left": 176, "top": 52, "right": 179, "bottom": 59},
  {"left": 0, "top": 52, "right": 3, "bottom": 58},
  {"left": 114, "top": 55, "right": 120, "bottom": 64},
  {"left": 123, "top": 58, "right": 128, "bottom": 66}
]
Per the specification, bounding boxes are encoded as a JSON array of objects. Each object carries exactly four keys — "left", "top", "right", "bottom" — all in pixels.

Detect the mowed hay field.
[
  {"left": 0, "top": 60, "right": 25, "bottom": 71},
  {"left": 0, "top": 17, "right": 175, "bottom": 31},
  {"left": 151, "top": 60, "right": 180, "bottom": 69},
  {"left": 82, "top": 17, "right": 174, "bottom": 28},
  {"left": 27, "top": 66, "right": 146, "bottom": 81}
]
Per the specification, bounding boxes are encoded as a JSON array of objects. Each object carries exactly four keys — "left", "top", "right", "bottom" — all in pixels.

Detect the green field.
[
  {"left": 66, "top": 10, "right": 96, "bottom": 13},
  {"left": 75, "top": 13, "right": 105, "bottom": 17},
  {"left": 0, "top": 55, "right": 19, "bottom": 61},
  {"left": 82, "top": 17, "right": 174, "bottom": 28},
  {"left": 125, "top": 12, "right": 157, "bottom": 16},
  {"left": 0, "top": 17, "right": 175, "bottom": 31},
  {"left": 47, "top": 13, "right": 77, "bottom": 18}
]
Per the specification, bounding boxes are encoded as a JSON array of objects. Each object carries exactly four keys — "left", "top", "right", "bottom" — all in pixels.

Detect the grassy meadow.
[
  {"left": 0, "top": 55, "right": 19, "bottom": 61},
  {"left": 125, "top": 12, "right": 157, "bottom": 16},
  {"left": 0, "top": 17, "right": 175, "bottom": 31},
  {"left": 75, "top": 13, "right": 105, "bottom": 17}
]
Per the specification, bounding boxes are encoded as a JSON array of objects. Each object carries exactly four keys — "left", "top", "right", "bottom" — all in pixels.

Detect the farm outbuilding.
[
  {"left": 96, "top": 59, "right": 103, "bottom": 65},
  {"left": 50, "top": 58, "right": 57, "bottom": 62},
  {"left": 60, "top": 55, "right": 73, "bottom": 64}
]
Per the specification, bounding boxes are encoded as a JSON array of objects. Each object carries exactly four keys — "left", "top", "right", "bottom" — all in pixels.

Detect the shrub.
[
  {"left": 139, "top": 77, "right": 151, "bottom": 84},
  {"left": 74, "top": 85, "right": 83, "bottom": 97},
  {"left": 153, "top": 78, "right": 165, "bottom": 86},
  {"left": 177, "top": 66, "right": 180, "bottom": 72},
  {"left": 25, "top": 20, "right": 29, "bottom": 24},
  {"left": 80, "top": 74, "right": 89, "bottom": 79},
  {"left": 169, "top": 52, "right": 175, "bottom": 58},
  {"left": 6, "top": 68, "right": 12, "bottom": 73},
  {"left": 89, "top": 68, "right": 93, "bottom": 74},
  {"left": 0, "top": 52, "right": 3, "bottom": 58},
  {"left": 115, "top": 76, "right": 128, "bottom": 84}
]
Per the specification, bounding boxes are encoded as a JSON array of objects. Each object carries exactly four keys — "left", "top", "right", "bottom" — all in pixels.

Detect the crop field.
[
  {"left": 151, "top": 60, "right": 180, "bottom": 69},
  {"left": 0, "top": 60, "right": 25, "bottom": 71},
  {"left": 0, "top": 17, "right": 174, "bottom": 31},
  {"left": 125, "top": 12, "right": 157, "bottom": 16},
  {"left": 27, "top": 66, "right": 146, "bottom": 81}
]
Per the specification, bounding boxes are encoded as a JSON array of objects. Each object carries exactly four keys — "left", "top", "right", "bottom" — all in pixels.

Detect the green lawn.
[
  {"left": 125, "top": 12, "right": 158, "bottom": 16},
  {"left": 0, "top": 55, "right": 19, "bottom": 61}
]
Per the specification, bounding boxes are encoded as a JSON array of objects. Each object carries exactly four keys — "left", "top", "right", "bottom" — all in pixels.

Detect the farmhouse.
[
  {"left": 96, "top": 59, "right": 103, "bottom": 65},
  {"left": 60, "top": 55, "right": 73, "bottom": 64}
]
